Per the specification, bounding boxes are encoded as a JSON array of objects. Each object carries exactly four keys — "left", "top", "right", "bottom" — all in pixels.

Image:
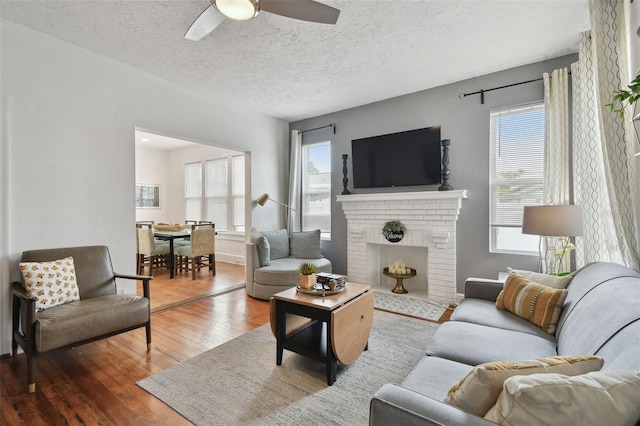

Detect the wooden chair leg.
[
  {"left": 27, "top": 350, "right": 35, "bottom": 393},
  {"left": 146, "top": 321, "right": 152, "bottom": 352},
  {"left": 136, "top": 253, "right": 141, "bottom": 275},
  {"left": 191, "top": 257, "right": 197, "bottom": 280},
  {"left": 12, "top": 295, "right": 20, "bottom": 356}
]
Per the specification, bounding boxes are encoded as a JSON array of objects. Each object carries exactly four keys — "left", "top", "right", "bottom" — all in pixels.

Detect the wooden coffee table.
[{"left": 271, "top": 282, "right": 374, "bottom": 385}]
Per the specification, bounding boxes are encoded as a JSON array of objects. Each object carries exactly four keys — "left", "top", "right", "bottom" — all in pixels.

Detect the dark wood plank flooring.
[{"left": 1, "top": 261, "right": 452, "bottom": 425}]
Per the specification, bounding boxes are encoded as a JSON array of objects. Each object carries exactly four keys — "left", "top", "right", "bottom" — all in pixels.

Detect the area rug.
[
  {"left": 138, "top": 311, "right": 439, "bottom": 425},
  {"left": 373, "top": 291, "right": 447, "bottom": 321}
]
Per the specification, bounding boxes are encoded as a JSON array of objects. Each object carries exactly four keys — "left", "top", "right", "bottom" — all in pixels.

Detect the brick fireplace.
[{"left": 337, "top": 190, "right": 467, "bottom": 306}]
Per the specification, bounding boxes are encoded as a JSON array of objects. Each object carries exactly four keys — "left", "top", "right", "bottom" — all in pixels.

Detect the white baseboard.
[{"left": 216, "top": 253, "right": 245, "bottom": 265}]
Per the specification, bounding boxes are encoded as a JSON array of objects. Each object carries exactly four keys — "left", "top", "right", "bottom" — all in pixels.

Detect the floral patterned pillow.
[{"left": 20, "top": 256, "right": 80, "bottom": 311}]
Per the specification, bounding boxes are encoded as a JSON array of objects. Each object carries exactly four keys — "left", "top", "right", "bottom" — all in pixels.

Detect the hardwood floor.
[
  {"left": 138, "top": 260, "right": 247, "bottom": 312},
  {"left": 1, "top": 262, "right": 270, "bottom": 425},
  {"left": 1, "top": 262, "right": 453, "bottom": 425}
]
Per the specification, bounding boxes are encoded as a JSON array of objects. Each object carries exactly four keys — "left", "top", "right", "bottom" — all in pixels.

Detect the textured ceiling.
[{"left": 1, "top": 0, "right": 590, "bottom": 122}]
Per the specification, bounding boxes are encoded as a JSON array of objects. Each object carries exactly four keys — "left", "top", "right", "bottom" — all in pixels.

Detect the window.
[
  {"left": 205, "top": 159, "right": 227, "bottom": 230},
  {"left": 489, "top": 103, "right": 544, "bottom": 254},
  {"left": 184, "top": 154, "right": 245, "bottom": 232},
  {"left": 301, "top": 141, "right": 331, "bottom": 239}
]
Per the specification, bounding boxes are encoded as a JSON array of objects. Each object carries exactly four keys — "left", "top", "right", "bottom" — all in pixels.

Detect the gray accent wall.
[{"left": 292, "top": 54, "right": 578, "bottom": 293}]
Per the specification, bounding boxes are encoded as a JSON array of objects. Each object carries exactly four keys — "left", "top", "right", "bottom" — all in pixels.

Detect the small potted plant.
[{"left": 298, "top": 262, "right": 317, "bottom": 290}]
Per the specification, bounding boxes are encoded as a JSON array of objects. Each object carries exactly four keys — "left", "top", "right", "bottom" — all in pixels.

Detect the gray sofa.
[
  {"left": 370, "top": 262, "right": 640, "bottom": 425},
  {"left": 245, "top": 229, "right": 332, "bottom": 300}
]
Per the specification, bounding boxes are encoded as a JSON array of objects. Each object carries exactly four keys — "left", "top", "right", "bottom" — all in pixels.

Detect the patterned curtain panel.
[
  {"left": 543, "top": 67, "right": 572, "bottom": 272},
  {"left": 571, "top": 0, "right": 639, "bottom": 270},
  {"left": 287, "top": 130, "right": 302, "bottom": 233},
  {"left": 543, "top": 67, "right": 571, "bottom": 205}
]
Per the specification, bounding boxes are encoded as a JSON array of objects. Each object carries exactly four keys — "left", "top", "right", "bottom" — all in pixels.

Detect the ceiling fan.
[{"left": 185, "top": 0, "right": 341, "bottom": 41}]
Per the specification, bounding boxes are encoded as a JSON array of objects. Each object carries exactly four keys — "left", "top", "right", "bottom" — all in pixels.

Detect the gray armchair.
[{"left": 11, "top": 245, "right": 152, "bottom": 393}]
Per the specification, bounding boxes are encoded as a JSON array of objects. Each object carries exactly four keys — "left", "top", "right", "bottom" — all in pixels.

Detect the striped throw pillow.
[{"left": 496, "top": 272, "right": 567, "bottom": 334}]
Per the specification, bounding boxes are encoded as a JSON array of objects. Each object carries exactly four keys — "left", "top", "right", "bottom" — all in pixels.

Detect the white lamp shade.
[{"left": 522, "top": 205, "right": 584, "bottom": 237}]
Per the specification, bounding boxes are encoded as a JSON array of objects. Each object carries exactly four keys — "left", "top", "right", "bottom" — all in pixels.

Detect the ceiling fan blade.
[
  {"left": 260, "top": 0, "right": 340, "bottom": 25},
  {"left": 184, "top": 5, "right": 226, "bottom": 41}
]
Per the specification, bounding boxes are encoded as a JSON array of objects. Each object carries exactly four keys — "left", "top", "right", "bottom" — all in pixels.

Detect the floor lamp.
[
  {"left": 522, "top": 205, "right": 584, "bottom": 274},
  {"left": 255, "top": 193, "right": 296, "bottom": 211}
]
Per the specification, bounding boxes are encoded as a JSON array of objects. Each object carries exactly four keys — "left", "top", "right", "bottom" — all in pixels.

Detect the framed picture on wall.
[{"left": 136, "top": 184, "right": 161, "bottom": 209}]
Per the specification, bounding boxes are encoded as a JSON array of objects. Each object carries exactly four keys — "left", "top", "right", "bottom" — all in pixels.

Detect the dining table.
[{"left": 153, "top": 228, "right": 190, "bottom": 279}]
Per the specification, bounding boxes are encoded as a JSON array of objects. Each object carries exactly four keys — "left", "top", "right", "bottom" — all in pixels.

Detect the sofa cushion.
[
  {"left": 555, "top": 263, "right": 640, "bottom": 357},
  {"left": 260, "top": 229, "right": 289, "bottom": 259},
  {"left": 507, "top": 267, "right": 572, "bottom": 289},
  {"left": 484, "top": 370, "right": 640, "bottom": 425},
  {"left": 250, "top": 228, "right": 270, "bottom": 266},
  {"left": 402, "top": 356, "right": 474, "bottom": 401},
  {"left": 253, "top": 257, "right": 332, "bottom": 287},
  {"left": 596, "top": 323, "right": 640, "bottom": 371},
  {"left": 20, "top": 257, "right": 80, "bottom": 312},
  {"left": 427, "top": 321, "right": 557, "bottom": 366},
  {"left": 496, "top": 272, "right": 567, "bottom": 334},
  {"left": 444, "top": 355, "right": 603, "bottom": 416},
  {"left": 289, "top": 229, "right": 322, "bottom": 259},
  {"left": 34, "top": 294, "right": 149, "bottom": 352},
  {"left": 450, "top": 299, "right": 555, "bottom": 341}
]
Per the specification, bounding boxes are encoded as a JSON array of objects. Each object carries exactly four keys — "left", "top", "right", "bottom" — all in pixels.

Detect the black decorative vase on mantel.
[
  {"left": 438, "top": 139, "right": 453, "bottom": 191},
  {"left": 341, "top": 154, "right": 351, "bottom": 195}
]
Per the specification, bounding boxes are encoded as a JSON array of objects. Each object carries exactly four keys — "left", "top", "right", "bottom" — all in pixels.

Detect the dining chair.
[
  {"left": 175, "top": 223, "right": 216, "bottom": 280},
  {"left": 136, "top": 223, "right": 171, "bottom": 275}
]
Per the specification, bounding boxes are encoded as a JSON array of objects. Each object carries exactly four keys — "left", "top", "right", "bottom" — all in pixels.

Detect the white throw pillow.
[
  {"left": 444, "top": 355, "right": 603, "bottom": 417},
  {"left": 485, "top": 370, "right": 640, "bottom": 425},
  {"left": 19, "top": 256, "right": 80, "bottom": 311},
  {"left": 507, "top": 267, "right": 572, "bottom": 289}
]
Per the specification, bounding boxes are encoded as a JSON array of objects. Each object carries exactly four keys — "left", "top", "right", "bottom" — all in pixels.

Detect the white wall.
[
  {"left": 0, "top": 20, "right": 289, "bottom": 355},
  {"left": 135, "top": 146, "right": 170, "bottom": 224}
]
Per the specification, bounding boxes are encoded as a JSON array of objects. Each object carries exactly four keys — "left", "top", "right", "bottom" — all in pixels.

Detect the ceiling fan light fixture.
[{"left": 213, "top": 0, "right": 259, "bottom": 21}]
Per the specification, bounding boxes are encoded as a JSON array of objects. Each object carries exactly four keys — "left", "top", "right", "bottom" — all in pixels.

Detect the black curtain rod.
[
  {"left": 300, "top": 123, "right": 336, "bottom": 134},
  {"left": 459, "top": 71, "right": 571, "bottom": 104},
  {"left": 458, "top": 78, "right": 543, "bottom": 104}
]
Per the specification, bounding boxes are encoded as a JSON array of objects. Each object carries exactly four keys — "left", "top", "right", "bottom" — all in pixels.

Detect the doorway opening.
[{"left": 134, "top": 129, "right": 250, "bottom": 311}]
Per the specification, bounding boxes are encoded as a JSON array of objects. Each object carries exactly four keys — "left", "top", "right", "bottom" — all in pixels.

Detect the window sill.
[{"left": 216, "top": 232, "right": 245, "bottom": 241}]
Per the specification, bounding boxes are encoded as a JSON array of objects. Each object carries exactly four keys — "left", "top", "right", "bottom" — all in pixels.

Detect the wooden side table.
[{"left": 271, "top": 282, "right": 374, "bottom": 385}]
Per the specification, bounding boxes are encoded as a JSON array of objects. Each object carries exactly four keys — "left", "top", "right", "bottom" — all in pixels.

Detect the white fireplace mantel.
[
  {"left": 338, "top": 189, "right": 467, "bottom": 306},
  {"left": 336, "top": 189, "right": 467, "bottom": 204}
]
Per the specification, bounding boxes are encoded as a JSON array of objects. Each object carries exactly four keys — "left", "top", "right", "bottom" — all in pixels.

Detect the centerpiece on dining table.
[{"left": 152, "top": 223, "right": 188, "bottom": 232}]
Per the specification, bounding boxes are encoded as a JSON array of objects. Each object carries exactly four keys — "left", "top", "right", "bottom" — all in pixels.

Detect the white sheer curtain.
[
  {"left": 543, "top": 67, "right": 571, "bottom": 205},
  {"left": 287, "top": 130, "right": 302, "bottom": 233},
  {"left": 571, "top": 0, "right": 639, "bottom": 270},
  {"left": 543, "top": 67, "right": 572, "bottom": 272}
]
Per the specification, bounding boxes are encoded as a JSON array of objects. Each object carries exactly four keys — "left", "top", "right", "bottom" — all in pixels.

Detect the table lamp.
[{"left": 522, "top": 205, "right": 584, "bottom": 273}]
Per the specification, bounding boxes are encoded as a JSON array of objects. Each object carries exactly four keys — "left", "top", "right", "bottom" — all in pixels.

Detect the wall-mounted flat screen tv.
[{"left": 351, "top": 126, "right": 442, "bottom": 188}]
